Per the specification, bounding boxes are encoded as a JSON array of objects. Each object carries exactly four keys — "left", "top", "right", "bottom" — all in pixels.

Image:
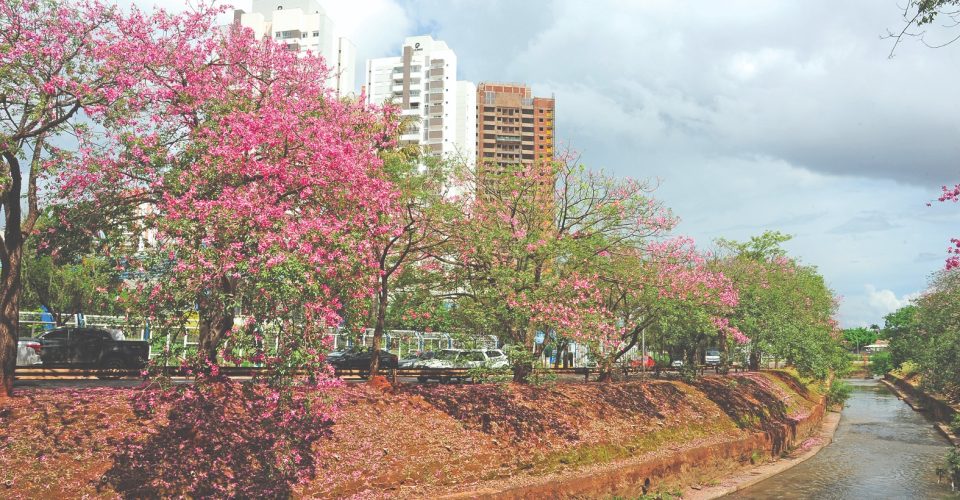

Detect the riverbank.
[
  {"left": 0, "top": 371, "right": 824, "bottom": 498},
  {"left": 683, "top": 410, "right": 841, "bottom": 499},
  {"left": 884, "top": 372, "right": 960, "bottom": 447}
]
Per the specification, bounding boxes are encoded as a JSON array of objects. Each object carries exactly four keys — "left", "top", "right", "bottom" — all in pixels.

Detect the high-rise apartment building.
[
  {"left": 476, "top": 83, "right": 555, "bottom": 174},
  {"left": 365, "top": 36, "right": 476, "bottom": 161},
  {"left": 235, "top": 0, "right": 356, "bottom": 95}
]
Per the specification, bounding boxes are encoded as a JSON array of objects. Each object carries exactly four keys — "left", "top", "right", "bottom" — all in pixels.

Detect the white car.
[
  {"left": 413, "top": 349, "right": 509, "bottom": 382},
  {"left": 16, "top": 338, "right": 42, "bottom": 366}
]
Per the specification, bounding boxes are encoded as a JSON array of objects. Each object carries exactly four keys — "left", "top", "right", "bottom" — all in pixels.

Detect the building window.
[{"left": 312, "top": 31, "right": 319, "bottom": 37}]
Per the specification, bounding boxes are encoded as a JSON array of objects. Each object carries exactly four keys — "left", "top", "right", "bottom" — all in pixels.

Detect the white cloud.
[{"left": 866, "top": 284, "right": 918, "bottom": 316}]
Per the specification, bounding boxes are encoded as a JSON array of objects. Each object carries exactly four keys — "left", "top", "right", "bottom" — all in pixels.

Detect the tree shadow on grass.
[
  {"left": 692, "top": 376, "right": 795, "bottom": 455},
  {"left": 100, "top": 379, "right": 335, "bottom": 499},
  {"left": 402, "top": 381, "right": 691, "bottom": 444}
]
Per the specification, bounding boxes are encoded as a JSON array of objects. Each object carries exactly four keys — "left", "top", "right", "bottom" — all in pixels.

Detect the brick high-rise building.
[{"left": 476, "top": 83, "right": 555, "bottom": 175}]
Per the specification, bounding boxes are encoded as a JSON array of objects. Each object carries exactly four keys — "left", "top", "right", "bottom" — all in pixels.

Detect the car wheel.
[
  {"left": 417, "top": 376, "right": 428, "bottom": 383},
  {"left": 98, "top": 358, "right": 125, "bottom": 380}
]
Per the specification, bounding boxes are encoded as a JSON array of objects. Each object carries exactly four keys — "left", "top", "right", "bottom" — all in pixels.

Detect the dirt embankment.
[{"left": 0, "top": 371, "right": 824, "bottom": 499}]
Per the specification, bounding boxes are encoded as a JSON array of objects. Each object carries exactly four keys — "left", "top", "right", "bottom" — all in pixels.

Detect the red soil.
[{"left": 0, "top": 372, "right": 821, "bottom": 499}]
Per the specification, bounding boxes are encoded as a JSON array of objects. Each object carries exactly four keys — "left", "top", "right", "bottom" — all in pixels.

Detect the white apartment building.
[
  {"left": 235, "top": 0, "right": 356, "bottom": 95},
  {"left": 365, "top": 36, "right": 476, "bottom": 162}
]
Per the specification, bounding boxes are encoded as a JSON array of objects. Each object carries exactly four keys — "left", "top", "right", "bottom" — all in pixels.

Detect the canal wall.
[
  {"left": 885, "top": 372, "right": 960, "bottom": 446},
  {"left": 444, "top": 371, "right": 828, "bottom": 499}
]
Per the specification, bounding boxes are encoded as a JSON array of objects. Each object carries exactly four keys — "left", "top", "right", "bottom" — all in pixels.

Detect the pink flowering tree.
[
  {"left": 363, "top": 149, "right": 461, "bottom": 378},
  {"left": 52, "top": 5, "right": 397, "bottom": 377},
  {"left": 440, "top": 155, "right": 677, "bottom": 381},
  {"left": 715, "top": 231, "right": 845, "bottom": 378},
  {"left": 935, "top": 184, "right": 960, "bottom": 270},
  {"left": 595, "top": 237, "right": 742, "bottom": 378},
  {"left": 0, "top": 0, "right": 147, "bottom": 397}
]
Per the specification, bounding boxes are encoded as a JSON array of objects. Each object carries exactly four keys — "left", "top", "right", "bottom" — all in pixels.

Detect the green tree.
[
  {"left": 716, "top": 231, "right": 845, "bottom": 380},
  {"left": 442, "top": 158, "right": 674, "bottom": 382},
  {"left": 882, "top": 305, "right": 919, "bottom": 367},
  {"left": 842, "top": 327, "right": 877, "bottom": 354},
  {"left": 364, "top": 147, "right": 462, "bottom": 377}
]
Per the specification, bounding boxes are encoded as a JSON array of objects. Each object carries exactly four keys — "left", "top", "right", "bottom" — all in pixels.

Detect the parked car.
[
  {"left": 413, "top": 349, "right": 509, "bottom": 382},
  {"left": 670, "top": 359, "right": 684, "bottom": 368},
  {"left": 36, "top": 327, "right": 148, "bottom": 379},
  {"left": 704, "top": 349, "right": 721, "bottom": 366},
  {"left": 16, "top": 338, "right": 42, "bottom": 366},
  {"left": 398, "top": 350, "right": 436, "bottom": 368},
  {"left": 326, "top": 348, "right": 398, "bottom": 373},
  {"left": 412, "top": 348, "right": 461, "bottom": 370}
]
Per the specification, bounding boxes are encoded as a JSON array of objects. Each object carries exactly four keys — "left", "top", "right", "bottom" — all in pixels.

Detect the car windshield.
[
  {"left": 461, "top": 351, "right": 485, "bottom": 362},
  {"left": 706, "top": 350, "right": 720, "bottom": 356},
  {"left": 436, "top": 350, "right": 460, "bottom": 361}
]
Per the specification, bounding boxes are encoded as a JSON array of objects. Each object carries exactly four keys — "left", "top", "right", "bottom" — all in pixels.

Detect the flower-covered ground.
[{"left": 0, "top": 372, "right": 822, "bottom": 499}]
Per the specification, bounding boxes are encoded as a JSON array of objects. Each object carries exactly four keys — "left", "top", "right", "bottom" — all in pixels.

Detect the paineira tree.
[
  {"left": 0, "top": 0, "right": 144, "bottom": 397},
  {"left": 53, "top": 5, "right": 398, "bottom": 375},
  {"left": 442, "top": 156, "right": 676, "bottom": 381}
]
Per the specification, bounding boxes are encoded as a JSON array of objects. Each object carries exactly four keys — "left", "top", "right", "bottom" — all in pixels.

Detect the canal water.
[{"left": 729, "top": 378, "right": 957, "bottom": 499}]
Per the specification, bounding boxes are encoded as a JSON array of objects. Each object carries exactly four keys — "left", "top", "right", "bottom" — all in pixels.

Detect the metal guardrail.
[{"left": 14, "top": 364, "right": 744, "bottom": 382}]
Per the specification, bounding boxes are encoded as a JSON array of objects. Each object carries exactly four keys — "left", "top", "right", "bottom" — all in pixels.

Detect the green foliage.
[
  {"left": 950, "top": 413, "right": 960, "bottom": 435},
  {"left": 869, "top": 351, "right": 895, "bottom": 376},
  {"left": 715, "top": 231, "right": 845, "bottom": 381},
  {"left": 897, "top": 360, "right": 920, "bottom": 377},
  {"left": 882, "top": 305, "right": 919, "bottom": 367},
  {"left": 20, "top": 223, "right": 125, "bottom": 328},
  {"left": 886, "top": 271, "right": 960, "bottom": 398},
  {"left": 945, "top": 448, "right": 960, "bottom": 487},
  {"left": 826, "top": 380, "right": 852, "bottom": 407},
  {"left": 842, "top": 327, "right": 877, "bottom": 351}
]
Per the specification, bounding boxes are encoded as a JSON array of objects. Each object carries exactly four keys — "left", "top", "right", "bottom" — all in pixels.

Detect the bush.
[
  {"left": 869, "top": 351, "right": 895, "bottom": 376},
  {"left": 898, "top": 360, "right": 920, "bottom": 377},
  {"left": 944, "top": 448, "right": 960, "bottom": 491},
  {"left": 826, "top": 380, "right": 852, "bottom": 407},
  {"left": 950, "top": 413, "right": 960, "bottom": 435}
]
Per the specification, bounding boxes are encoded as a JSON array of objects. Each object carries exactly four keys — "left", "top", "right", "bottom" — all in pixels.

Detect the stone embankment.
[{"left": 884, "top": 373, "right": 960, "bottom": 447}]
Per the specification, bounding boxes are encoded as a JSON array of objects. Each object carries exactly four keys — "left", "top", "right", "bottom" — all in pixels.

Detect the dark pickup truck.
[{"left": 36, "top": 327, "right": 149, "bottom": 378}]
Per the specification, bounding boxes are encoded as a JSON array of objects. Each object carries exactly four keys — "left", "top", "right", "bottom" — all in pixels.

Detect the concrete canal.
[{"left": 728, "top": 378, "right": 956, "bottom": 499}]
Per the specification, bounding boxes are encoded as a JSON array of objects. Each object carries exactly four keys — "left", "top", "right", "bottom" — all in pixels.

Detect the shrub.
[
  {"left": 869, "top": 351, "right": 895, "bottom": 376},
  {"left": 950, "top": 413, "right": 960, "bottom": 435},
  {"left": 898, "top": 360, "right": 920, "bottom": 377},
  {"left": 826, "top": 380, "right": 852, "bottom": 407},
  {"left": 944, "top": 448, "right": 960, "bottom": 491}
]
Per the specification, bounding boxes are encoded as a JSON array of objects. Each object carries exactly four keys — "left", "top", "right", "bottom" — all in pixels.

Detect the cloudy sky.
[{"left": 144, "top": 0, "right": 960, "bottom": 327}]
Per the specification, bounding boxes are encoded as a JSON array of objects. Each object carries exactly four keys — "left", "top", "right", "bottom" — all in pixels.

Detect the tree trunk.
[
  {"left": 552, "top": 339, "right": 568, "bottom": 369},
  {"left": 0, "top": 247, "right": 22, "bottom": 398},
  {"left": 512, "top": 362, "right": 532, "bottom": 383},
  {"left": 0, "top": 154, "right": 25, "bottom": 398},
  {"left": 749, "top": 349, "right": 761, "bottom": 371},
  {"left": 718, "top": 327, "right": 729, "bottom": 375},
  {"left": 511, "top": 325, "right": 537, "bottom": 383},
  {"left": 196, "top": 277, "right": 236, "bottom": 374},
  {"left": 369, "top": 278, "right": 388, "bottom": 378}
]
